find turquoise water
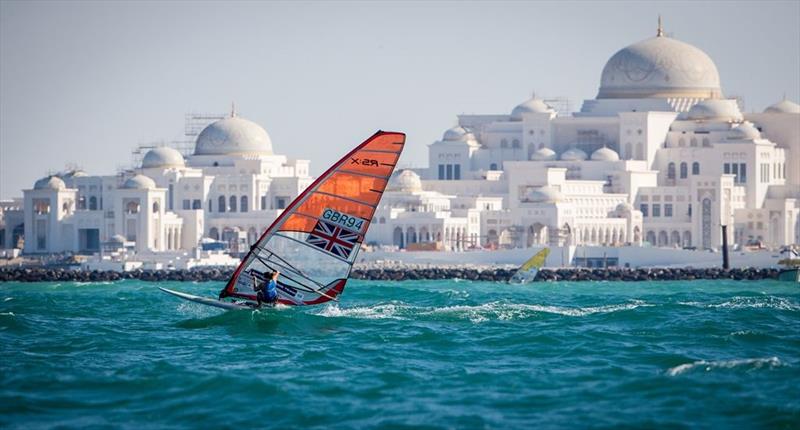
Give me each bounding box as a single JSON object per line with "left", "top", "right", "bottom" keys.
{"left": 1, "top": 279, "right": 798, "bottom": 429}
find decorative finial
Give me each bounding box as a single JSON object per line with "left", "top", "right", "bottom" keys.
{"left": 657, "top": 15, "right": 664, "bottom": 37}
{"left": 231, "top": 101, "right": 236, "bottom": 118}
{"left": 531, "top": 90, "right": 536, "bottom": 100}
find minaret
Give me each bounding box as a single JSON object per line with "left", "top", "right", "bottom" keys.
{"left": 657, "top": 15, "right": 664, "bottom": 37}
{"left": 230, "top": 101, "right": 237, "bottom": 118}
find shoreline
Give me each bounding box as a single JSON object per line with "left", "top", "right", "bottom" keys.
{"left": 0, "top": 266, "right": 780, "bottom": 283}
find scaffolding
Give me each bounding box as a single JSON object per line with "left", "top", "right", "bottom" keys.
{"left": 128, "top": 112, "right": 225, "bottom": 168}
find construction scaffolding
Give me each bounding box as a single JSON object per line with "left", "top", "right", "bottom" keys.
{"left": 129, "top": 112, "right": 225, "bottom": 169}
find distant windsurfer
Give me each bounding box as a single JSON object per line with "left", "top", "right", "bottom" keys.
{"left": 253, "top": 270, "right": 279, "bottom": 307}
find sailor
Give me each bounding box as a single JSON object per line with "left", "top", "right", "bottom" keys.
{"left": 254, "top": 270, "right": 280, "bottom": 307}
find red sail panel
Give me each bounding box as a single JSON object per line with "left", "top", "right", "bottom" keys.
{"left": 219, "top": 131, "right": 405, "bottom": 306}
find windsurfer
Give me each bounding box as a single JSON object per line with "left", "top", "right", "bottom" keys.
{"left": 254, "top": 271, "right": 279, "bottom": 307}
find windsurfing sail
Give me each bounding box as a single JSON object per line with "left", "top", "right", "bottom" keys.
{"left": 219, "top": 131, "right": 406, "bottom": 306}
{"left": 509, "top": 248, "right": 550, "bottom": 284}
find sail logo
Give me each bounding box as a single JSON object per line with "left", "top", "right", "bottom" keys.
{"left": 306, "top": 219, "right": 359, "bottom": 259}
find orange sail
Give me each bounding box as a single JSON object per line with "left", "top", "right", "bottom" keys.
{"left": 220, "top": 131, "right": 406, "bottom": 306}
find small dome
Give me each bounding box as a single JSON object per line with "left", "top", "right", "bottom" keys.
{"left": 142, "top": 147, "right": 185, "bottom": 169}
{"left": 530, "top": 147, "right": 557, "bottom": 161}
{"left": 442, "top": 125, "right": 468, "bottom": 141}
{"left": 34, "top": 176, "right": 66, "bottom": 190}
{"left": 62, "top": 170, "right": 88, "bottom": 178}
{"left": 686, "top": 99, "right": 742, "bottom": 122}
{"left": 728, "top": 122, "right": 761, "bottom": 141}
{"left": 615, "top": 202, "right": 634, "bottom": 216}
{"left": 764, "top": 99, "right": 800, "bottom": 114}
{"left": 510, "top": 97, "right": 554, "bottom": 121}
{"left": 195, "top": 115, "right": 273, "bottom": 156}
{"left": 591, "top": 147, "right": 620, "bottom": 161}
{"left": 387, "top": 169, "right": 422, "bottom": 192}
{"left": 122, "top": 174, "right": 157, "bottom": 190}
{"left": 560, "top": 148, "right": 588, "bottom": 161}
{"left": 527, "top": 186, "right": 562, "bottom": 203}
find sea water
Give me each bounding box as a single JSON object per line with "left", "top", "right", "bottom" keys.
{"left": 1, "top": 279, "right": 798, "bottom": 428}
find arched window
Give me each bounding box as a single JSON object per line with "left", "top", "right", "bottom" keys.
{"left": 625, "top": 142, "right": 632, "bottom": 159}
{"left": 192, "top": 200, "right": 202, "bottom": 209}
{"left": 511, "top": 139, "right": 521, "bottom": 149}
{"left": 678, "top": 138, "right": 686, "bottom": 147}
{"left": 379, "top": 217, "right": 386, "bottom": 224}
{"left": 490, "top": 163, "right": 498, "bottom": 170}
{"left": 77, "top": 196, "right": 86, "bottom": 210}
{"left": 667, "top": 162, "right": 676, "bottom": 180}
{"left": 208, "top": 199, "right": 213, "bottom": 213}
{"left": 690, "top": 137, "right": 698, "bottom": 147}
{"left": 702, "top": 138, "right": 710, "bottom": 147}
{"left": 680, "top": 162, "right": 688, "bottom": 179}
{"left": 209, "top": 227, "right": 219, "bottom": 240}
{"left": 89, "top": 196, "right": 98, "bottom": 210}
{"left": 218, "top": 196, "right": 226, "bottom": 213}
{"left": 240, "top": 196, "right": 248, "bottom": 213}
{"left": 500, "top": 139, "right": 508, "bottom": 148}
{"left": 636, "top": 143, "right": 644, "bottom": 160}
{"left": 152, "top": 201, "right": 160, "bottom": 213}
{"left": 692, "top": 162, "right": 700, "bottom": 175}
{"left": 229, "top": 195, "right": 237, "bottom": 212}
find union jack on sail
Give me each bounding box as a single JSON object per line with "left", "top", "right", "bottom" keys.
{"left": 306, "top": 220, "right": 360, "bottom": 259}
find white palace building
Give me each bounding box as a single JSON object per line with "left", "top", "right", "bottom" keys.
{"left": 1, "top": 21, "right": 798, "bottom": 262}
{"left": 367, "top": 21, "right": 799, "bottom": 253}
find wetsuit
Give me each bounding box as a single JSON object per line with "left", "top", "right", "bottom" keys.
{"left": 257, "top": 279, "right": 278, "bottom": 306}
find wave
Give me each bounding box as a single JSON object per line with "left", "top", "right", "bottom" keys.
{"left": 0, "top": 312, "right": 14, "bottom": 317}
{"left": 313, "top": 300, "right": 650, "bottom": 323}
{"left": 679, "top": 296, "right": 799, "bottom": 311}
{"left": 667, "top": 356, "right": 784, "bottom": 376}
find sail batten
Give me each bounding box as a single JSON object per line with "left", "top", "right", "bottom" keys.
{"left": 220, "top": 131, "right": 405, "bottom": 306}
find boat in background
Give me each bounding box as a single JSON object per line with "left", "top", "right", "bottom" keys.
{"left": 509, "top": 248, "right": 550, "bottom": 284}
{"left": 777, "top": 247, "right": 799, "bottom": 283}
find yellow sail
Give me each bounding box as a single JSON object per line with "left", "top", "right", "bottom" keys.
{"left": 518, "top": 248, "right": 550, "bottom": 272}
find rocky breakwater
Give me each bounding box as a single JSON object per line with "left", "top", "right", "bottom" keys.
{"left": 0, "top": 266, "right": 781, "bottom": 283}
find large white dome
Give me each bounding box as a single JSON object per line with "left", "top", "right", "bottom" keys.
{"left": 597, "top": 25, "right": 722, "bottom": 99}
{"left": 560, "top": 148, "right": 588, "bottom": 161}
{"left": 142, "top": 147, "right": 185, "bottom": 169}
{"left": 442, "top": 125, "right": 468, "bottom": 141}
{"left": 194, "top": 115, "right": 273, "bottom": 156}
{"left": 530, "top": 147, "right": 557, "bottom": 161}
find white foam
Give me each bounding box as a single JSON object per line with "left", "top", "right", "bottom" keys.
{"left": 667, "top": 357, "right": 783, "bottom": 376}
{"left": 315, "top": 303, "right": 405, "bottom": 320}
{"left": 0, "top": 312, "right": 14, "bottom": 317}
{"left": 680, "top": 297, "right": 799, "bottom": 311}
{"left": 3, "top": 297, "right": 13, "bottom": 302}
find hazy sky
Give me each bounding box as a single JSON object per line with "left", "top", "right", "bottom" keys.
{"left": 1, "top": 0, "right": 798, "bottom": 199}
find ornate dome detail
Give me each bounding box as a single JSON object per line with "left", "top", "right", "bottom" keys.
{"left": 530, "top": 147, "right": 557, "bottom": 161}
{"left": 591, "top": 147, "right": 620, "bottom": 161}
{"left": 142, "top": 147, "right": 185, "bottom": 169}
{"left": 195, "top": 115, "right": 273, "bottom": 156}
{"left": 597, "top": 22, "right": 722, "bottom": 99}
